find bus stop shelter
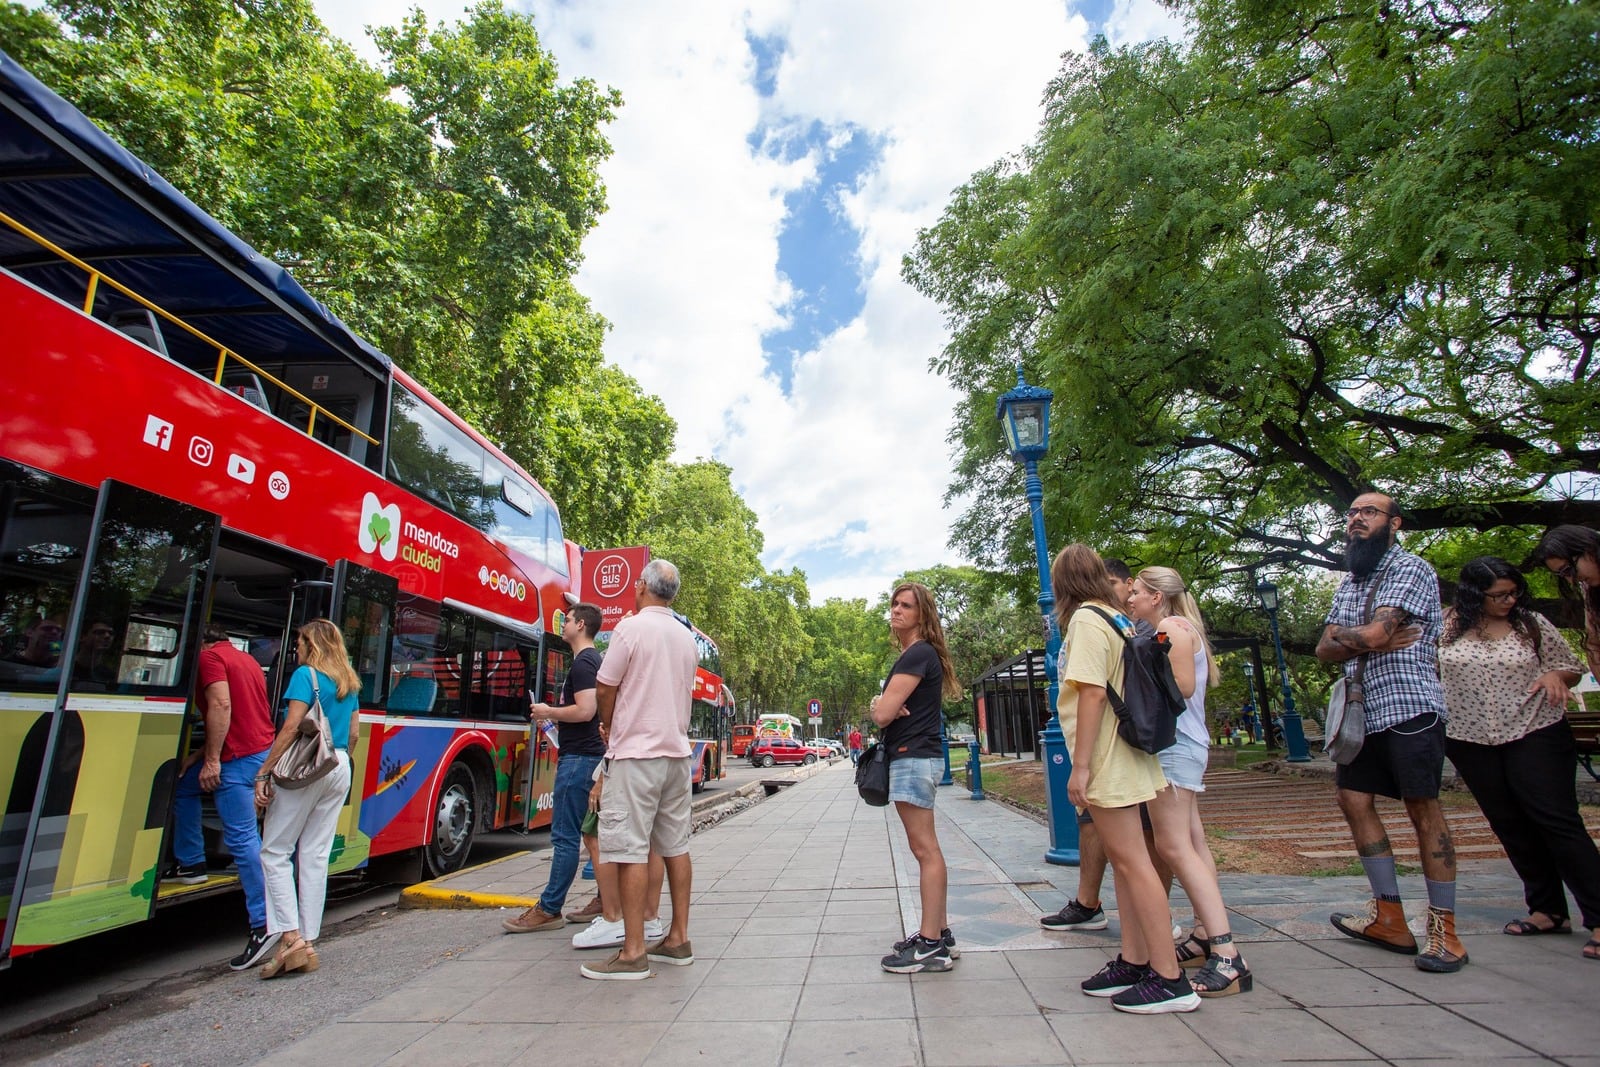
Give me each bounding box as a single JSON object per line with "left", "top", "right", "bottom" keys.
{"left": 971, "top": 649, "right": 1050, "bottom": 759}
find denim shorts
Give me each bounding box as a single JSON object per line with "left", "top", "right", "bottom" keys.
{"left": 1158, "top": 734, "right": 1209, "bottom": 792}
{"left": 887, "top": 757, "right": 942, "bottom": 808}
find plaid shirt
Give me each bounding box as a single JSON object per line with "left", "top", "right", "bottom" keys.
{"left": 1324, "top": 543, "right": 1447, "bottom": 732}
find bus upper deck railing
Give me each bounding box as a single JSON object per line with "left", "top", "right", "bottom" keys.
{"left": 0, "top": 207, "right": 379, "bottom": 449}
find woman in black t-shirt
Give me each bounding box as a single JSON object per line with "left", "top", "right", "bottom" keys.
{"left": 871, "top": 581, "right": 962, "bottom": 973}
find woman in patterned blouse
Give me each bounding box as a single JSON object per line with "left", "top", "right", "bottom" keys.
{"left": 1439, "top": 556, "right": 1598, "bottom": 960}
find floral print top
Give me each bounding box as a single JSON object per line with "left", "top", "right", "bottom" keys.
{"left": 1439, "top": 612, "right": 1584, "bottom": 746}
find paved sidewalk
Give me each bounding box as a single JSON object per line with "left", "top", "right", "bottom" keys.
{"left": 258, "top": 762, "right": 1599, "bottom": 1067}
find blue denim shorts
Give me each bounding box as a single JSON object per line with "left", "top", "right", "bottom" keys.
{"left": 1157, "top": 733, "right": 1209, "bottom": 792}
{"left": 887, "top": 757, "right": 942, "bottom": 808}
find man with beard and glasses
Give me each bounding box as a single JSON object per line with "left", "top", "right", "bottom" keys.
{"left": 1315, "top": 492, "right": 1467, "bottom": 973}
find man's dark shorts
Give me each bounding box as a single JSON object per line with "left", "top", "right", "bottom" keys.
{"left": 1335, "top": 713, "right": 1445, "bottom": 799}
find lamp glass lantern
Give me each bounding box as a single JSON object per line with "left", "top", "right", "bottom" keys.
{"left": 996, "top": 373, "right": 1053, "bottom": 463}
{"left": 1255, "top": 579, "right": 1279, "bottom": 613}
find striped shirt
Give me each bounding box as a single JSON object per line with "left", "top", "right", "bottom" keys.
{"left": 1324, "top": 543, "right": 1447, "bottom": 732}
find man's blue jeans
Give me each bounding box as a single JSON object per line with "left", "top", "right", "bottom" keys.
{"left": 174, "top": 749, "right": 268, "bottom": 929}
{"left": 539, "top": 753, "right": 604, "bottom": 915}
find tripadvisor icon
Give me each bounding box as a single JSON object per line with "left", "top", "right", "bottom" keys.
{"left": 358, "top": 492, "right": 460, "bottom": 572}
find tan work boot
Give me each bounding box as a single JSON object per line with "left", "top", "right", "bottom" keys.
{"left": 1330, "top": 898, "right": 1418, "bottom": 954}
{"left": 565, "top": 895, "right": 604, "bottom": 923}
{"left": 1415, "top": 906, "right": 1468, "bottom": 972}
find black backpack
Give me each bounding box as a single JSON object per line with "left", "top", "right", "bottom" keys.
{"left": 1082, "top": 606, "right": 1186, "bottom": 754}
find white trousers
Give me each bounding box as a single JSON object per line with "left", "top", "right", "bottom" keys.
{"left": 260, "top": 750, "right": 350, "bottom": 942}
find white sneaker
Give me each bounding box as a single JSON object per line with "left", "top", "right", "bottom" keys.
{"left": 644, "top": 917, "right": 667, "bottom": 941}
{"left": 572, "top": 917, "right": 625, "bottom": 950}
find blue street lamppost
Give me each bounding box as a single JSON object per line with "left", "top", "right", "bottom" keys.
{"left": 1255, "top": 579, "right": 1313, "bottom": 763}
{"left": 997, "top": 368, "right": 1077, "bottom": 864}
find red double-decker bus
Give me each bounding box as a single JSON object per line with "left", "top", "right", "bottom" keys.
{"left": 0, "top": 55, "right": 585, "bottom": 965}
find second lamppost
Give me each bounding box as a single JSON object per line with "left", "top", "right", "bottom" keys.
{"left": 996, "top": 367, "right": 1077, "bottom": 864}
{"left": 1255, "top": 579, "right": 1313, "bottom": 763}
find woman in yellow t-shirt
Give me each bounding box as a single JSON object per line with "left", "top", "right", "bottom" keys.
{"left": 1053, "top": 544, "right": 1198, "bottom": 1015}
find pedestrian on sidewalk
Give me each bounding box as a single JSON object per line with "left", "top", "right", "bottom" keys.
{"left": 873, "top": 581, "right": 963, "bottom": 974}
{"left": 168, "top": 623, "right": 279, "bottom": 971}
{"left": 582, "top": 560, "right": 699, "bottom": 981}
{"left": 504, "top": 602, "right": 607, "bottom": 934}
{"left": 1040, "top": 558, "right": 1171, "bottom": 937}
{"left": 848, "top": 725, "right": 863, "bottom": 766}
{"left": 1053, "top": 545, "right": 1198, "bottom": 1014}
{"left": 1442, "top": 554, "right": 1600, "bottom": 961}
{"left": 1533, "top": 525, "right": 1600, "bottom": 689}
{"left": 253, "top": 618, "right": 361, "bottom": 979}
{"left": 1129, "top": 566, "right": 1250, "bottom": 996}
{"left": 1317, "top": 493, "right": 1468, "bottom": 973}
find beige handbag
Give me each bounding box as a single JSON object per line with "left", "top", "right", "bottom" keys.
{"left": 271, "top": 673, "right": 338, "bottom": 789}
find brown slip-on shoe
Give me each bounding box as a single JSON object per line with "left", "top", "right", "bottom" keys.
{"left": 1331, "top": 898, "right": 1418, "bottom": 955}
{"left": 580, "top": 951, "right": 654, "bottom": 980}
{"left": 502, "top": 905, "right": 565, "bottom": 934}
{"left": 646, "top": 939, "right": 695, "bottom": 966}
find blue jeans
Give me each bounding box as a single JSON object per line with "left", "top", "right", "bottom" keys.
{"left": 539, "top": 753, "right": 604, "bottom": 914}
{"left": 174, "top": 749, "right": 268, "bottom": 928}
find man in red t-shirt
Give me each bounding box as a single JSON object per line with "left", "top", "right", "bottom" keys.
{"left": 168, "top": 624, "right": 279, "bottom": 970}
{"left": 848, "top": 727, "right": 863, "bottom": 766}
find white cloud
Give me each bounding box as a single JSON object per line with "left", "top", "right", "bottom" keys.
{"left": 1103, "top": 0, "right": 1190, "bottom": 46}
{"left": 310, "top": 2, "right": 1177, "bottom": 604}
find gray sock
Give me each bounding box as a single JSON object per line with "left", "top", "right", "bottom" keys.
{"left": 1424, "top": 878, "right": 1456, "bottom": 913}
{"left": 1361, "top": 856, "right": 1401, "bottom": 901}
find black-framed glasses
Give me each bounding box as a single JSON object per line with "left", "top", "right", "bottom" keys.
{"left": 1344, "top": 505, "right": 1392, "bottom": 520}
{"left": 1484, "top": 590, "right": 1518, "bottom": 603}
{"left": 1553, "top": 561, "right": 1577, "bottom": 582}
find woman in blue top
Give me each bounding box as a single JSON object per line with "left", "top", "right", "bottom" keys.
{"left": 253, "top": 617, "right": 360, "bottom": 978}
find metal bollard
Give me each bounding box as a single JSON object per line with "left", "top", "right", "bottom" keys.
{"left": 967, "top": 740, "right": 985, "bottom": 800}
{"left": 940, "top": 731, "right": 954, "bottom": 785}
{"left": 582, "top": 860, "right": 594, "bottom": 880}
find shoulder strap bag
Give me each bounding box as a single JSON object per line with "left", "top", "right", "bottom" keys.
{"left": 855, "top": 740, "right": 890, "bottom": 806}
{"left": 272, "top": 673, "right": 339, "bottom": 789}
{"left": 1323, "top": 572, "right": 1385, "bottom": 765}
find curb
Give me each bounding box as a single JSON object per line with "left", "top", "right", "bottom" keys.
{"left": 398, "top": 761, "right": 844, "bottom": 911}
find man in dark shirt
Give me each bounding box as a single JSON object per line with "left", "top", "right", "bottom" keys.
{"left": 168, "top": 624, "right": 279, "bottom": 969}
{"left": 504, "top": 602, "right": 607, "bottom": 932}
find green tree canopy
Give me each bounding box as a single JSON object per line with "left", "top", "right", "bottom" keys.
{"left": 906, "top": 0, "right": 1600, "bottom": 603}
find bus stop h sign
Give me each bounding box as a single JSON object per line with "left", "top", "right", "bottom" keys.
{"left": 807, "top": 699, "right": 820, "bottom": 719}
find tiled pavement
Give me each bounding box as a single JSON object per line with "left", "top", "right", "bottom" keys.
{"left": 258, "top": 761, "right": 1600, "bottom": 1066}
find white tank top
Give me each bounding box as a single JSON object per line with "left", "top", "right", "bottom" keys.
{"left": 1166, "top": 618, "right": 1210, "bottom": 747}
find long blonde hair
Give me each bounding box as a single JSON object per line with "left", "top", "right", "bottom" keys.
{"left": 891, "top": 581, "right": 963, "bottom": 700}
{"left": 297, "top": 618, "right": 361, "bottom": 700}
{"left": 1135, "top": 566, "right": 1220, "bottom": 686}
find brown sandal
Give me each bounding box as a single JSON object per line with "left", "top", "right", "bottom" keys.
{"left": 261, "top": 936, "right": 310, "bottom": 979}
{"left": 1584, "top": 938, "right": 1599, "bottom": 961}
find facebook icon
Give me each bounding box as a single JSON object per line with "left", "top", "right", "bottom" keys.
{"left": 143, "top": 414, "right": 174, "bottom": 451}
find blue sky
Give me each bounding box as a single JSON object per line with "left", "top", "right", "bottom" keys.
{"left": 312, "top": 0, "right": 1188, "bottom": 603}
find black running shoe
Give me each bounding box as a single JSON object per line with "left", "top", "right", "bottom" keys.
{"left": 892, "top": 927, "right": 960, "bottom": 960}
{"left": 881, "top": 935, "right": 954, "bottom": 973}
{"left": 229, "top": 928, "right": 280, "bottom": 971}
{"left": 1110, "top": 971, "right": 1201, "bottom": 1014}
{"left": 1041, "top": 899, "right": 1108, "bottom": 931}
{"left": 163, "top": 863, "right": 208, "bottom": 886}
{"left": 1081, "top": 955, "right": 1149, "bottom": 997}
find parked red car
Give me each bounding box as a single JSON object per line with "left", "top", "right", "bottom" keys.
{"left": 748, "top": 737, "right": 817, "bottom": 768}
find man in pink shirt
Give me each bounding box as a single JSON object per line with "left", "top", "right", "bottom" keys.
{"left": 581, "top": 559, "right": 699, "bottom": 981}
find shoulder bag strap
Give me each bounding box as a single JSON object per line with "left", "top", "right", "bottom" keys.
{"left": 1351, "top": 569, "right": 1386, "bottom": 686}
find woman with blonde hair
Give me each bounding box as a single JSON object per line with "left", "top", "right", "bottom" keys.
{"left": 1128, "top": 566, "right": 1249, "bottom": 996}
{"left": 1055, "top": 545, "right": 1198, "bottom": 1014}
{"left": 873, "top": 581, "right": 963, "bottom": 973}
{"left": 253, "top": 618, "right": 361, "bottom": 977}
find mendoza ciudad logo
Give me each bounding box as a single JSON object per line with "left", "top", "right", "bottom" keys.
{"left": 358, "top": 492, "right": 458, "bottom": 571}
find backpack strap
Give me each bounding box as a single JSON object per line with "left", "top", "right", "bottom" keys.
{"left": 1079, "top": 605, "right": 1133, "bottom": 710}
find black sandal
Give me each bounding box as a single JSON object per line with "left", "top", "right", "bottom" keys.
{"left": 1503, "top": 917, "right": 1571, "bottom": 936}
{"left": 1190, "top": 951, "right": 1252, "bottom": 997}
{"left": 1175, "top": 929, "right": 1211, "bottom": 969}
{"left": 1583, "top": 938, "right": 1599, "bottom": 961}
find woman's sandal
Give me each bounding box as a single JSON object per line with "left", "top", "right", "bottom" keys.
{"left": 260, "top": 936, "right": 310, "bottom": 979}
{"left": 1175, "top": 930, "right": 1211, "bottom": 969}
{"left": 1189, "top": 952, "right": 1252, "bottom": 997}
{"left": 1583, "top": 938, "right": 1599, "bottom": 961}
{"left": 301, "top": 943, "right": 320, "bottom": 973}
{"left": 1503, "top": 917, "right": 1571, "bottom": 936}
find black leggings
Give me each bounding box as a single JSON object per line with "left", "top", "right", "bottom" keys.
{"left": 1447, "top": 719, "right": 1600, "bottom": 930}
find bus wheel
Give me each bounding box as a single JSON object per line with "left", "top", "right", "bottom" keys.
{"left": 425, "top": 762, "right": 477, "bottom": 877}
{"left": 691, "top": 756, "right": 707, "bottom": 794}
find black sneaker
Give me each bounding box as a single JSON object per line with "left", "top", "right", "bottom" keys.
{"left": 1111, "top": 971, "right": 1201, "bottom": 1014}
{"left": 892, "top": 927, "right": 961, "bottom": 960}
{"left": 1041, "top": 899, "right": 1108, "bottom": 931}
{"left": 229, "top": 928, "right": 280, "bottom": 971}
{"left": 163, "top": 863, "right": 208, "bottom": 886}
{"left": 1081, "top": 954, "right": 1149, "bottom": 997}
{"left": 881, "top": 934, "right": 954, "bottom": 973}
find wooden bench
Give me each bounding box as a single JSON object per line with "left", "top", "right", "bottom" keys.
{"left": 1574, "top": 675, "right": 1600, "bottom": 782}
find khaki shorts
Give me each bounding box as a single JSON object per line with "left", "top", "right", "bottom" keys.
{"left": 598, "top": 755, "right": 693, "bottom": 864}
